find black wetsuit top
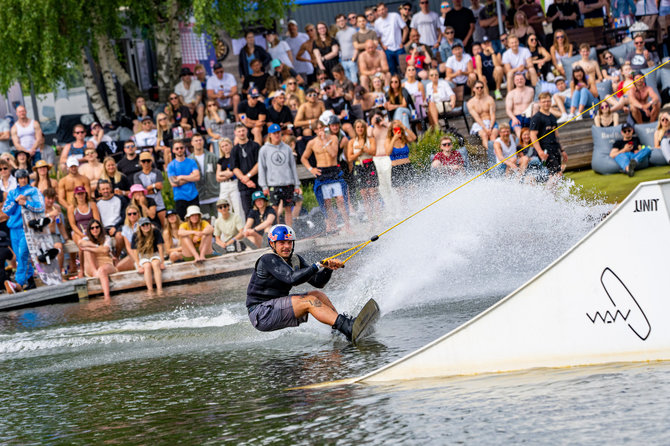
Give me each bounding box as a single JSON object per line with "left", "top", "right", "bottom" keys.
{"left": 246, "top": 253, "right": 333, "bottom": 309}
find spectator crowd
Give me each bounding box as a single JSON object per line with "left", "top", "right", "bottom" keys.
{"left": 2, "top": 0, "right": 670, "bottom": 298}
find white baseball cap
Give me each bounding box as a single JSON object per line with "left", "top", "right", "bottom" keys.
{"left": 66, "top": 157, "right": 80, "bottom": 168}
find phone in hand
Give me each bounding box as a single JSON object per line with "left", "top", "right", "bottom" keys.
{"left": 393, "top": 127, "right": 401, "bottom": 135}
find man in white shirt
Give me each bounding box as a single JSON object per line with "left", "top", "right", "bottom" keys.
{"left": 374, "top": 2, "right": 408, "bottom": 75}
{"left": 174, "top": 67, "right": 204, "bottom": 130}
{"left": 285, "top": 20, "right": 313, "bottom": 81}
{"left": 133, "top": 116, "right": 158, "bottom": 148}
{"left": 206, "top": 62, "right": 240, "bottom": 117}
{"left": 502, "top": 35, "right": 537, "bottom": 87}
{"left": 443, "top": 42, "right": 476, "bottom": 88}
{"left": 410, "top": 0, "right": 442, "bottom": 54}
{"left": 335, "top": 14, "right": 359, "bottom": 84}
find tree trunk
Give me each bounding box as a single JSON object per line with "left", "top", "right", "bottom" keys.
{"left": 97, "top": 39, "right": 120, "bottom": 118}
{"left": 154, "top": 0, "right": 183, "bottom": 102}
{"left": 81, "top": 49, "right": 111, "bottom": 125}
{"left": 97, "top": 34, "right": 142, "bottom": 101}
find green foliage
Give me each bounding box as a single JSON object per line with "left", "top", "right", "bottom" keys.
{"left": 193, "top": 0, "right": 295, "bottom": 38}
{"left": 162, "top": 170, "right": 176, "bottom": 210}
{"left": 409, "top": 127, "right": 446, "bottom": 170}
{"left": 301, "top": 182, "right": 317, "bottom": 211}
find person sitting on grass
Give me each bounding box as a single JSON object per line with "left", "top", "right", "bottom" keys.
{"left": 178, "top": 205, "right": 213, "bottom": 262}
{"left": 163, "top": 210, "right": 184, "bottom": 263}
{"left": 131, "top": 217, "right": 166, "bottom": 295}
{"left": 431, "top": 136, "right": 464, "bottom": 174}
{"left": 79, "top": 219, "right": 117, "bottom": 301}
{"left": 241, "top": 191, "right": 276, "bottom": 248}
{"left": 609, "top": 123, "right": 652, "bottom": 177}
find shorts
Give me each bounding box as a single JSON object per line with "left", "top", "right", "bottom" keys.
{"left": 353, "top": 158, "right": 379, "bottom": 189}
{"left": 510, "top": 115, "right": 531, "bottom": 130}
{"left": 434, "top": 101, "right": 453, "bottom": 114}
{"left": 269, "top": 185, "right": 295, "bottom": 207}
{"left": 470, "top": 119, "right": 498, "bottom": 135}
{"left": 139, "top": 253, "right": 161, "bottom": 266}
{"left": 391, "top": 162, "right": 415, "bottom": 188}
{"left": 247, "top": 295, "right": 308, "bottom": 332}
{"left": 321, "top": 182, "right": 343, "bottom": 199}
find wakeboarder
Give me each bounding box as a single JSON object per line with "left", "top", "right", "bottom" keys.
{"left": 246, "top": 224, "right": 355, "bottom": 340}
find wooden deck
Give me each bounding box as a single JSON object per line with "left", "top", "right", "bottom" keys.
{"left": 0, "top": 278, "right": 88, "bottom": 311}
{"left": 86, "top": 236, "right": 367, "bottom": 297}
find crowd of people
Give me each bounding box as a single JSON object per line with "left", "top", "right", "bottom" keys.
{"left": 3, "top": 0, "right": 670, "bottom": 298}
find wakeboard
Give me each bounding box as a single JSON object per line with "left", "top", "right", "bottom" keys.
{"left": 21, "top": 207, "right": 61, "bottom": 286}
{"left": 351, "top": 298, "right": 380, "bottom": 343}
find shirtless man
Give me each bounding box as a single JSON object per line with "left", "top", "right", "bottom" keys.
{"left": 11, "top": 105, "right": 44, "bottom": 159}
{"left": 59, "top": 124, "right": 95, "bottom": 173}
{"left": 505, "top": 72, "right": 535, "bottom": 139}
{"left": 572, "top": 43, "right": 601, "bottom": 82}
{"left": 300, "top": 121, "right": 350, "bottom": 233}
{"left": 297, "top": 24, "right": 317, "bottom": 73}
{"left": 78, "top": 148, "right": 104, "bottom": 192}
{"left": 629, "top": 74, "right": 660, "bottom": 123}
{"left": 294, "top": 88, "right": 325, "bottom": 137}
{"left": 358, "top": 39, "right": 391, "bottom": 91}
{"left": 57, "top": 157, "right": 92, "bottom": 210}
{"left": 467, "top": 80, "right": 499, "bottom": 149}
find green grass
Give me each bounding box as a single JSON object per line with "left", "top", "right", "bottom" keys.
{"left": 566, "top": 166, "right": 670, "bottom": 203}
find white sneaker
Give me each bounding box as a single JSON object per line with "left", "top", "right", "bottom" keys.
{"left": 557, "top": 113, "right": 570, "bottom": 123}
{"left": 575, "top": 114, "right": 583, "bottom": 121}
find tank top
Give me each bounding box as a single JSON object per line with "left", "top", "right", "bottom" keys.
{"left": 352, "top": 138, "right": 373, "bottom": 162}
{"left": 74, "top": 204, "right": 93, "bottom": 232}
{"left": 495, "top": 136, "right": 518, "bottom": 160}
{"left": 403, "top": 80, "right": 420, "bottom": 99}
{"left": 69, "top": 142, "right": 86, "bottom": 160}
{"left": 390, "top": 144, "right": 410, "bottom": 161}
{"left": 16, "top": 120, "right": 36, "bottom": 151}
{"left": 480, "top": 53, "right": 495, "bottom": 79}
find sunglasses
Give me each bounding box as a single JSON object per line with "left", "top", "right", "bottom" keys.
{"left": 307, "top": 93, "right": 318, "bottom": 97}
{"left": 125, "top": 145, "right": 136, "bottom": 149}
{"left": 662, "top": 118, "right": 669, "bottom": 122}
{"left": 446, "top": 31, "right": 454, "bottom": 34}
{"left": 217, "top": 204, "right": 230, "bottom": 208}
{"left": 441, "top": 142, "right": 452, "bottom": 146}
{"left": 474, "top": 86, "right": 483, "bottom": 90}
{"left": 140, "top": 159, "right": 152, "bottom": 163}
{"left": 556, "top": 35, "right": 565, "bottom": 39}
{"left": 0, "top": 168, "right": 7, "bottom": 171}
{"left": 169, "top": 96, "right": 178, "bottom": 100}
{"left": 127, "top": 212, "right": 138, "bottom": 216}
{"left": 90, "top": 225, "right": 101, "bottom": 230}
{"left": 623, "top": 129, "right": 634, "bottom": 133}
{"left": 348, "top": 15, "right": 356, "bottom": 20}
{"left": 141, "top": 222, "right": 151, "bottom": 226}
{"left": 173, "top": 146, "right": 185, "bottom": 150}
{"left": 74, "top": 131, "right": 85, "bottom": 134}
{"left": 159, "top": 117, "right": 167, "bottom": 121}
{"left": 287, "top": 82, "right": 296, "bottom": 85}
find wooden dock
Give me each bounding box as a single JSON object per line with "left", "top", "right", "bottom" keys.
{"left": 0, "top": 278, "right": 88, "bottom": 311}
{"left": 86, "top": 236, "right": 365, "bottom": 297}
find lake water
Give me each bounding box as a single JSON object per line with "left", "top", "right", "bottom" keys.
{"left": 1, "top": 178, "right": 668, "bottom": 444}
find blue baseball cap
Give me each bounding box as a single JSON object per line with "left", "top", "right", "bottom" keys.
{"left": 268, "top": 123, "right": 281, "bottom": 134}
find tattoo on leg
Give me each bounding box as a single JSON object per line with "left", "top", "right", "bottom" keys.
{"left": 299, "top": 295, "right": 323, "bottom": 307}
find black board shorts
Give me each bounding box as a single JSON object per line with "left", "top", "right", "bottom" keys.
{"left": 269, "top": 185, "right": 295, "bottom": 207}
{"left": 248, "top": 296, "right": 308, "bottom": 331}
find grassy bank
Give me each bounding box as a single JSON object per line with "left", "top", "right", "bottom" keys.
{"left": 566, "top": 166, "right": 670, "bottom": 203}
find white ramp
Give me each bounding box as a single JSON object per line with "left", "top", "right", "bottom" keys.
{"left": 355, "top": 179, "right": 670, "bottom": 383}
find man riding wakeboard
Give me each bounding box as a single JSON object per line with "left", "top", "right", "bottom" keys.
{"left": 246, "top": 224, "right": 355, "bottom": 340}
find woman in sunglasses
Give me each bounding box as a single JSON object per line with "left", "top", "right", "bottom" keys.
{"left": 79, "top": 219, "right": 117, "bottom": 300}
{"left": 593, "top": 101, "right": 619, "bottom": 127}
{"left": 130, "top": 217, "right": 166, "bottom": 295}
{"left": 550, "top": 30, "right": 573, "bottom": 77}
{"left": 600, "top": 50, "right": 622, "bottom": 84}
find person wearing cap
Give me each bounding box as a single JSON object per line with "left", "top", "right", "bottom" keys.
{"left": 187, "top": 133, "right": 219, "bottom": 220}
{"left": 178, "top": 205, "right": 214, "bottom": 262}
{"left": 129, "top": 183, "right": 158, "bottom": 227}
{"left": 294, "top": 88, "right": 325, "bottom": 137}
{"left": 286, "top": 20, "right": 314, "bottom": 82}
{"left": 238, "top": 30, "right": 272, "bottom": 82}
{"left": 443, "top": 41, "right": 477, "bottom": 90}
{"left": 609, "top": 123, "right": 652, "bottom": 177}
{"left": 237, "top": 87, "right": 267, "bottom": 144}
{"left": 213, "top": 198, "right": 245, "bottom": 252}
{"left": 358, "top": 39, "right": 390, "bottom": 91}
{"left": 266, "top": 90, "right": 294, "bottom": 133}
{"left": 10, "top": 105, "right": 44, "bottom": 161}
{"left": 132, "top": 152, "right": 166, "bottom": 227}
{"left": 78, "top": 147, "right": 104, "bottom": 192}
{"left": 2, "top": 169, "right": 44, "bottom": 293}
{"left": 31, "top": 160, "right": 57, "bottom": 194}
{"left": 207, "top": 61, "right": 240, "bottom": 115}
{"left": 59, "top": 123, "right": 95, "bottom": 172}
{"left": 168, "top": 140, "right": 201, "bottom": 220}
{"left": 130, "top": 217, "right": 166, "bottom": 295}
{"left": 174, "top": 67, "right": 204, "bottom": 131}
{"left": 133, "top": 115, "right": 158, "bottom": 148}
{"left": 301, "top": 120, "right": 350, "bottom": 233}
{"left": 258, "top": 124, "right": 301, "bottom": 228}
{"left": 57, "top": 156, "right": 92, "bottom": 211}
{"left": 474, "top": 36, "right": 504, "bottom": 100}
{"left": 241, "top": 191, "right": 276, "bottom": 248}
{"left": 323, "top": 80, "right": 355, "bottom": 138}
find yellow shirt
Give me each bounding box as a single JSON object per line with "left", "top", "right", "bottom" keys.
{"left": 179, "top": 220, "right": 210, "bottom": 245}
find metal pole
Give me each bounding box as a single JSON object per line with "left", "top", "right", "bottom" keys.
{"left": 28, "top": 75, "right": 40, "bottom": 122}
{"left": 496, "top": 0, "right": 504, "bottom": 35}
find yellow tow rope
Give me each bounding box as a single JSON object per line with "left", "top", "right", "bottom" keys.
{"left": 323, "top": 60, "right": 669, "bottom": 265}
